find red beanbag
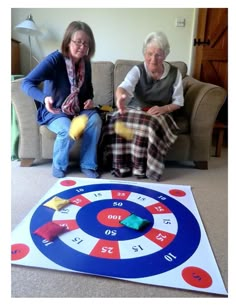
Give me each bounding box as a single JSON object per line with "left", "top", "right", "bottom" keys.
{"left": 34, "top": 221, "right": 67, "bottom": 241}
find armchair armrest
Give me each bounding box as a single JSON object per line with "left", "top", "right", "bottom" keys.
{"left": 11, "top": 78, "right": 41, "bottom": 162}
{"left": 183, "top": 76, "right": 227, "bottom": 160}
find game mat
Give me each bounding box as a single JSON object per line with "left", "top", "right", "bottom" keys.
{"left": 11, "top": 178, "right": 227, "bottom": 295}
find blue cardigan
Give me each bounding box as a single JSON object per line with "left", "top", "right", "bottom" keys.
{"left": 21, "top": 50, "right": 94, "bottom": 125}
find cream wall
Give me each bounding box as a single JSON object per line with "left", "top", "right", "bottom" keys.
{"left": 11, "top": 8, "right": 197, "bottom": 75}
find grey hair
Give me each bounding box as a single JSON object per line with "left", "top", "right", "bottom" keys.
{"left": 142, "top": 31, "right": 170, "bottom": 58}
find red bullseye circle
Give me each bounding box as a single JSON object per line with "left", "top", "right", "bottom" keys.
{"left": 60, "top": 180, "right": 77, "bottom": 186}
{"left": 97, "top": 208, "right": 130, "bottom": 227}
{"left": 169, "top": 189, "right": 186, "bottom": 197}
{"left": 182, "top": 266, "right": 213, "bottom": 288}
{"left": 11, "top": 243, "right": 30, "bottom": 260}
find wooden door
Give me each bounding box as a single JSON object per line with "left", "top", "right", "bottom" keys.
{"left": 193, "top": 8, "right": 228, "bottom": 124}
{"left": 193, "top": 8, "right": 228, "bottom": 144}
{"left": 11, "top": 39, "right": 21, "bottom": 75}
{"left": 193, "top": 8, "right": 228, "bottom": 89}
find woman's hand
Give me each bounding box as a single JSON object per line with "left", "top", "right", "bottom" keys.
{"left": 84, "top": 99, "right": 94, "bottom": 109}
{"left": 147, "top": 104, "right": 180, "bottom": 116}
{"left": 44, "top": 96, "right": 61, "bottom": 114}
{"left": 116, "top": 94, "right": 127, "bottom": 114}
{"left": 147, "top": 105, "right": 166, "bottom": 116}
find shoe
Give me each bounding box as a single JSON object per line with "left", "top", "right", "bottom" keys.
{"left": 53, "top": 166, "right": 65, "bottom": 178}
{"left": 81, "top": 168, "right": 100, "bottom": 178}
{"left": 133, "top": 168, "right": 146, "bottom": 179}
{"left": 111, "top": 168, "right": 132, "bottom": 178}
{"left": 134, "top": 174, "right": 147, "bottom": 179}
{"left": 147, "top": 174, "right": 161, "bottom": 181}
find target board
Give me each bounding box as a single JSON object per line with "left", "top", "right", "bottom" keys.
{"left": 11, "top": 178, "right": 227, "bottom": 295}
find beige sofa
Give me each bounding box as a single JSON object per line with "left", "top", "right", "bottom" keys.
{"left": 11, "top": 59, "right": 227, "bottom": 169}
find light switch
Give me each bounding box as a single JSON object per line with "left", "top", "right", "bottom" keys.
{"left": 176, "top": 18, "right": 185, "bottom": 27}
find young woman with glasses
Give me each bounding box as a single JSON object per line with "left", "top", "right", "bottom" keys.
{"left": 22, "top": 21, "right": 102, "bottom": 179}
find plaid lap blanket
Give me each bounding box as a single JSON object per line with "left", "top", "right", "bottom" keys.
{"left": 100, "top": 109, "right": 179, "bottom": 180}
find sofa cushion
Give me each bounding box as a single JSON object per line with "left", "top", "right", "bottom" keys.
{"left": 114, "top": 60, "right": 142, "bottom": 91}
{"left": 91, "top": 61, "right": 114, "bottom": 107}
{"left": 40, "top": 125, "right": 56, "bottom": 139}
{"left": 169, "top": 61, "right": 187, "bottom": 78}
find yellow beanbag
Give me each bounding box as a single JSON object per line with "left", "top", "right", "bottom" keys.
{"left": 43, "top": 196, "right": 70, "bottom": 211}
{"left": 100, "top": 105, "right": 114, "bottom": 112}
{"left": 114, "top": 120, "right": 134, "bottom": 141}
{"left": 69, "top": 114, "right": 88, "bottom": 140}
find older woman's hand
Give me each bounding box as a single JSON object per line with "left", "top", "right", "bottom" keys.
{"left": 116, "top": 94, "right": 127, "bottom": 114}
{"left": 147, "top": 105, "right": 171, "bottom": 116}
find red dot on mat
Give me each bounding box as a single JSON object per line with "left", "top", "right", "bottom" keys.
{"left": 182, "top": 266, "right": 213, "bottom": 288}
{"left": 169, "top": 189, "right": 186, "bottom": 197}
{"left": 60, "top": 180, "right": 77, "bottom": 186}
{"left": 11, "top": 243, "right": 30, "bottom": 260}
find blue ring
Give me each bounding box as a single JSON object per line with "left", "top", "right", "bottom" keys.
{"left": 30, "top": 183, "right": 201, "bottom": 278}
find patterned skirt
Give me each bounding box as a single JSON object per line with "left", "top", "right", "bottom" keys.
{"left": 100, "top": 109, "right": 179, "bottom": 180}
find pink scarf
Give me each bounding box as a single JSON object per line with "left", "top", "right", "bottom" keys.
{"left": 61, "top": 57, "right": 85, "bottom": 116}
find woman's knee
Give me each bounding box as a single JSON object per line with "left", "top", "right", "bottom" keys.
{"left": 55, "top": 122, "right": 71, "bottom": 139}
{"left": 88, "top": 113, "right": 102, "bottom": 129}
{"left": 58, "top": 127, "right": 70, "bottom": 138}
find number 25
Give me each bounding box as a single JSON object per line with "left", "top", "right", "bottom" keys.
{"left": 101, "top": 246, "right": 113, "bottom": 254}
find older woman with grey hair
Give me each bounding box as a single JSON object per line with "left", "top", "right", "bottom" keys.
{"left": 101, "top": 31, "right": 184, "bottom": 181}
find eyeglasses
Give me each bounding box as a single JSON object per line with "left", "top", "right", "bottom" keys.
{"left": 145, "top": 50, "right": 165, "bottom": 60}
{"left": 71, "top": 39, "right": 89, "bottom": 49}
{"left": 145, "top": 52, "right": 164, "bottom": 59}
